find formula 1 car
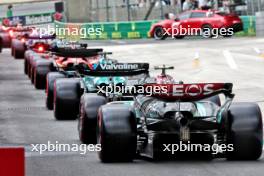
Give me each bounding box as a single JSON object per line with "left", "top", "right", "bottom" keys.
{"left": 154, "top": 65, "right": 175, "bottom": 84}
{"left": 45, "top": 47, "right": 104, "bottom": 110}
{"left": 24, "top": 35, "right": 57, "bottom": 88}
{"left": 26, "top": 40, "right": 87, "bottom": 89}
{"left": 78, "top": 65, "right": 219, "bottom": 145}
{"left": 97, "top": 83, "right": 263, "bottom": 162}
{"left": 10, "top": 26, "right": 34, "bottom": 58}
{"left": 149, "top": 10, "right": 243, "bottom": 40}
{"left": 76, "top": 62, "right": 149, "bottom": 144}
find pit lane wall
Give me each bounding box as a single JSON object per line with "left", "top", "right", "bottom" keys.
{"left": 55, "top": 16, "right": 256, "bottom": 40}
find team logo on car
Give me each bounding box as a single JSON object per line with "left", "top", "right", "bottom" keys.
{"left": 87, "top": 58, "right": 100, "bottom": 70}
{"left": 88, "top": 63, "right": 139, "bottom": 71}
{"left": 88, "top": 63, "right": 99, "bottom": 70}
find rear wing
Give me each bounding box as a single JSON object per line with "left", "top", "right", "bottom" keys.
{"left": 78, "top": 63, "right": 149, "bottom": 76}
{"left": 26, "top": 34, "right": 56, "bottom": 40}
{"left": 54, "top": 48, "right": 103, "bottom": 58}
{"left": 142, "top": 83, "right": 233, "bottom": 101}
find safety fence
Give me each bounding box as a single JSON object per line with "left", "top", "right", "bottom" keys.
{"left": 55, "top": 16, "right": 256, "bottom": 40}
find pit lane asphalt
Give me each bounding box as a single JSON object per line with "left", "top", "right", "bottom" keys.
{"left": 0, "top": 37, "right": 264, "bottom": 176}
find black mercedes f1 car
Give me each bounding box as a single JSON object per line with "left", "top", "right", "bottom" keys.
{"left": 97, "top": 83, "right": 263, "bottom": 162}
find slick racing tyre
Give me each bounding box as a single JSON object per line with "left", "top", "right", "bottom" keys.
{"left": 98, "top": 104, "right": 137, "bottom": 162}
{"left": 0, "top": 39, "right": 2, "bottom": 53}
{"left": 24, "top": 50, "right": 34, "bottom": 74}
{"left": 226, "top": 102, "right": 263, "bottom": 160}
{"left": 46, "top": 72, "right": 65, "bottom": 110}
{"left": 28, "top": 54, "right": 41, "bottom": 79}
{"left": 30, "top": 56, "right": 43, "bottom": 83}
{"left": 153, "top": 26, "right": 167, "bottom": 40}
{"left": 0, "top": 33, "right": 11, "bottom": 48}
{"left": 11, "top": 46, "right": 14, "bottom": 56}
{"left": 24, "top": 55, "right": 28, "bottom": 75}
{"left": 34, "top": 60, "right": 52, "bottom": 89}
{"left": 12, "top": 39, "right": 25, "bottom": 59}
{"left": 54, "top": 78, "right": 81, "bottom": 120}
{"left": 78, "top": 93, "right": 106, "bottom": 144}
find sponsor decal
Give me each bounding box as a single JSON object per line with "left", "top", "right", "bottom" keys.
{"left": 100, "top": 63, "right": 139, "bottom": 70}
{"left": 172, "top": 84, "right": 214, "bottom": 97}
{"left": 88, "top": 63, "right": 99, "bottom": 70}
{"left": 88, "top": 63, "right": 139, "bottom": 71}
{"left": 25, "top": 14, "right": 53, "bottom": 25}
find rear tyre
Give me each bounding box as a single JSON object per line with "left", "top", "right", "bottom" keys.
{"left": 202, "top": 24, "right": 214, "bottom": 38}
{"left": 14, "top": 48, "right": 25, "bottom": 59}
{"left": 98, "top": 104, "right": 137, "bottom": 162}
{"left": 78, "top": 93, "right": 106, "bottom": 144}
{"left": 24, "top": 57, "right": 28, "bottom": 75}
{"left": 12, "top": 40, "right": 25, "bottom": 59}
{"left": 11, "top": 46, "right": 14, "bottom": 56}
{"left": 0, "top": 39, "right": 2, "bottom": 53}
{"left": 30, "top": 56, "right": 42, "bottom": 84}
{"left": 53, "top": 78, "right": 81, "bottom": 120}
{"left": 45, "top": 72, "right": 65, "bottom": 110}
{"left": 34, "top": 60, "right": 51, "bottom": 89}
{"left": 226, "top": 102, "right": 263, "bottom": 160}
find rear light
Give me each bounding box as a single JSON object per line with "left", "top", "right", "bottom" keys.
{"left": 9, "top": 30, "right": 14, "bottom": 37}
{"left": 38, "top": 46, "right": 44, "bottom": 52}
{"left": 21, "top": 38, "right": 26, "bottom": 43}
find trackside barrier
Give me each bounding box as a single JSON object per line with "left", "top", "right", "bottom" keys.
{"left": 55, "top": 16, "right": 256, "bottom": 40}
{"left": 236, "top": 16, "right": 256, "bottom": 36}
{"left": 54, "top": 20, "right": 157, "bottom": 40}
{"left": 0, "top": 147, "right": 25, "bottom": 176}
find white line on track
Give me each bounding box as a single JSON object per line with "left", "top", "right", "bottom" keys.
{"left": 223, "top": 50, "right": 238, "bottom": 70}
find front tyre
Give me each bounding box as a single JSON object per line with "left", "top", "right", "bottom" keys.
{"left": 153, "top": 26, "right": 167, "bottom": 40}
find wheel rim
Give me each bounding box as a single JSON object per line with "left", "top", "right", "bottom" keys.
{"left": 202, "top": 26, "right": 212, "bottom": 38}
{"left": 154, "top": 28, "right": 164, "bottom": 39}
